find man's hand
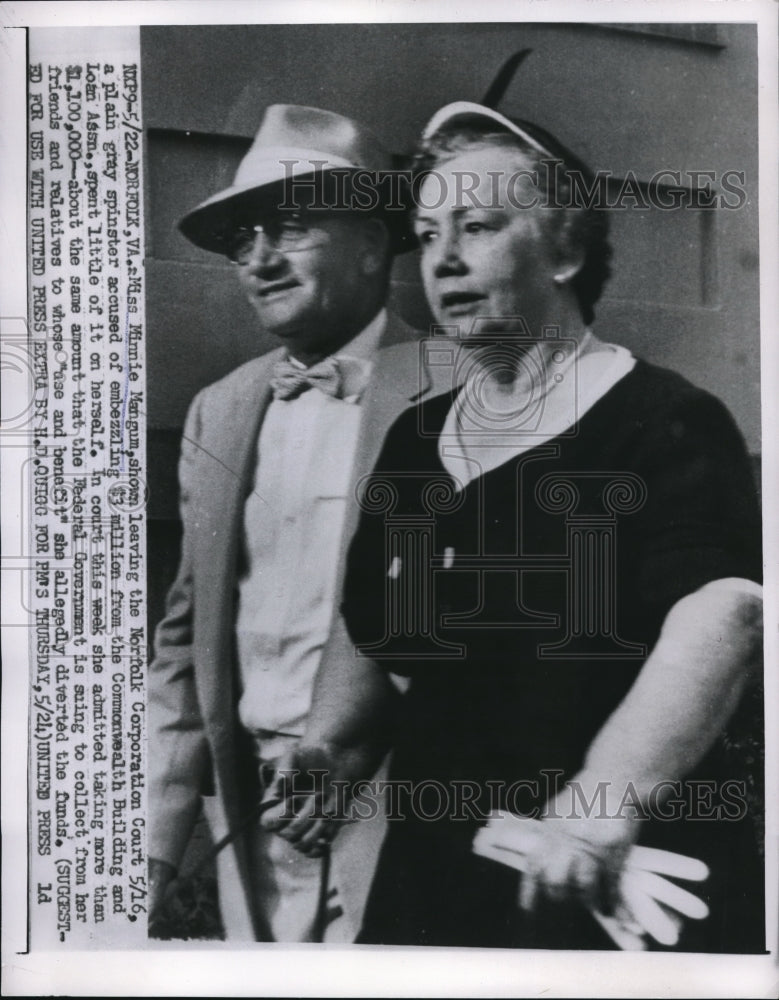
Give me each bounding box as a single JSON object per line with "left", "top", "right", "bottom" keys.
{"left": 149, "top": 857, "right": 177, "bottom": 918}
{"left": 259, "top": 743, "right": 372, "bottom": 858}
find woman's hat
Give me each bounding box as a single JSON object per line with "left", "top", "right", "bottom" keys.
{"left": 422, "top": 100, "right": 553, "bottom": 156}
{"left": 179, "top": 104, "right": 414, "bottom": 254}
{"left": 420, "top": 100, "right": 595, "bottom": 182}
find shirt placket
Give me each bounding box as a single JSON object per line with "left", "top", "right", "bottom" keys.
{"left": 272, "top": 393, "right": 320, "bottom": 639}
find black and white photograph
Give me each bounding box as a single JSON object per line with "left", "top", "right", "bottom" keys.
{"left": 1, "top": 2, "right": 777, "bottom": 996}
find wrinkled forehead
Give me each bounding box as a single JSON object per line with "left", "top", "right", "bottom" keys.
{"left": 414, "top": 144, "right": 542, "bottom": 216}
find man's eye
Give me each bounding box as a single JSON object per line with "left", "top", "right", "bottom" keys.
{"left": 230, "top": 228, "right": 255, "bottom": 252}
{"left": 463, "top": 221, "right": 488, "bottom": 234}
{"left": 415, "top": 230, "right": 437, "bottom": 245}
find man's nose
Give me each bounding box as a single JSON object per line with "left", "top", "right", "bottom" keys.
{"left": 244, "top": 230, "right": 285, "bottom": 274}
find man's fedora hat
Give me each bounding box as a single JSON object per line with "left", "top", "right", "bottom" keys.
{"left": 179, "top": 104, "right": 413, "bottom": 254}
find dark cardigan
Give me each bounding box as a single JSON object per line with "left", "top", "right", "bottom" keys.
{"left": 343, "top": 360, "right": 763, "bottom": 951}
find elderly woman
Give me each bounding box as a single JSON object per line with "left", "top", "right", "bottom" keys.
{"left": 264, "top": 102, "right": 763, "bottom": 951}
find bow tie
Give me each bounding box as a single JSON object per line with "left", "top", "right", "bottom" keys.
{"left": 270, "top": 356, "right": 344, "bottom": 400}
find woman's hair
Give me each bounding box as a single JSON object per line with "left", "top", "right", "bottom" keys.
{"left": 413, "top": 115, "right": 612, "bottom": 326}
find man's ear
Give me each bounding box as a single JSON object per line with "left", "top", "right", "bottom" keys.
{"left": 359, "top": 218, "right": 391, "bottom": 276}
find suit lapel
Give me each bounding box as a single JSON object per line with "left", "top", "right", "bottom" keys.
{"left": 195, "top": 353, "right": 279, "bottom": 732}
{"left": 192, "top": 353, "right": 281, "bottom": 939}
{"left": 353, "top": 313, "right": 430, "bottom": 476}
{"left": 333, "top": 315, "right": 432, "bottom": 594}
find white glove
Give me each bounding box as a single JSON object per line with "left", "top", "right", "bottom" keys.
{"left": 472, "top": 813, "right": 709, "bottom": 949}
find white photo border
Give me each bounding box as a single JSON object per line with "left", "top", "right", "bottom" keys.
{"left": 2, "top": 1, "right": 777, "bottom": 996}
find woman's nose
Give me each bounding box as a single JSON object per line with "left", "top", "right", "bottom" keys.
{"left": 431, "top": 230, "right": 468, "bottom": 279}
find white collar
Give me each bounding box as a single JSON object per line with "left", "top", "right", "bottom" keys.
{"left": 439, "top": 335, "right": 637, "bottom": 489}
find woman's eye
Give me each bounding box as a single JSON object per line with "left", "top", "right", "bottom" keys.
{"left": 463, "top": 221, "right": 488, "bottom": 235}
{"left": 416, "top": 230, "right": 437, "bottom": 245}
{"left": 280, "top": 218, "right": 306, "bottom": 233}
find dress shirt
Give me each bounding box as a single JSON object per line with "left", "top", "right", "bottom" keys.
{"left": 236, "top": 309, "right": 386, "bottom": 738}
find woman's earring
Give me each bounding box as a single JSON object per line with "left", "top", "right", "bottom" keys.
{"left": 553, "top": 260, "right": 581, "bottom": 285}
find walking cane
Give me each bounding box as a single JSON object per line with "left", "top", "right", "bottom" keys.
{"left": 150, "top": 770, "right": 333, "bottom": 942}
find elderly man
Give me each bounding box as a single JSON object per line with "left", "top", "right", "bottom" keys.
{"left": 148, "top": 104, "right": 433, "bottom": 942}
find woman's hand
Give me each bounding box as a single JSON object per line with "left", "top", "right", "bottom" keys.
{"left": 513, "top": 583, "right": 761, "bottom": 913}
{"left": 474, "top": 813, "right": 710, "bottom": 948}
{"left": 474, "top": 778, "right": 642, "bottom": 914}
{"left": 516, "top": 796, "right": 640, "bottom": 914}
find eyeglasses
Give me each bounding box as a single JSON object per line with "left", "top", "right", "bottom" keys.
{"left": 223, "top": 212, "right": 331, "bottom": 264}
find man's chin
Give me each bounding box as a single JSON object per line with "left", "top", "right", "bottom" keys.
{"left": 251, "top": 303, "right": 308, "bottom": 339}
{"left": 253, "top": 317, "right": 332, "bottom": 361}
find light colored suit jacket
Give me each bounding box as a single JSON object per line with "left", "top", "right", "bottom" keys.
{"left": 149, "top": 313, "right": 438, "bottom": 939}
